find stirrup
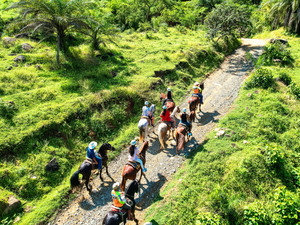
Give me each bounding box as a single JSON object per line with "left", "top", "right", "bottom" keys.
{"left": 143, "top": 168, "right": 147, "bottom": 173}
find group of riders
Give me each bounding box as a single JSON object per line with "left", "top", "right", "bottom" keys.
{"left": 85, "top": 81, "right": 203, "bottom": 222}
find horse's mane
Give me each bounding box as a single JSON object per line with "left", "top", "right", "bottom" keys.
{"left": 126, "top": 180, "right": 138, "bottom": 195}
{"left": 139, "top": 141, "right": 148, "bottom": 154}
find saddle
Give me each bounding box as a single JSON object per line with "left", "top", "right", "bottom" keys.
{"left": 179, "top": 122, "right": 190, "bottom": 132}
{"left": 126, "top": 160, "right": 141, "bottom": 170}
{"left": 192, "top": 93, "right": 200, "bottom": 98}
{"left": 84, "top": 158, "right": 98, "bottom": 170}
{"left": 162, "top": 121, "right": 172, "bottom": 129}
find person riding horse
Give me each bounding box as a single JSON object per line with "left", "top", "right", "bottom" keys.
{"left": 160, "top": 105, "right": 175, "bottom": 131}
{"left": 192, "top": 82, "right": 203, "bottom": 104}
{"left": 162, "top": 87, "right": 173, "bottom": 106}
{"left": 179, "top": 108, "right": 192, "bottom": 135}
{"left": 142, "top": 101, "right": 154, "bottom": 127}
{"left": 111, "top": 182, "right": 133, "bottom": 216}
{"left": 86, "top": 141, "right": 102, "bottom": 175}
{"left": 128, "top": 140, "right": 147, "bottom": 173}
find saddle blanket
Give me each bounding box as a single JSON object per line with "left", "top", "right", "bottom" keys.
{"left": 126, "top": 161, "right": 141, "bottom": 170}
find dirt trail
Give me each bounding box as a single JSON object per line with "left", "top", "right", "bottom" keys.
{"left": 51, "top": 38, "right": 265, "bottom": 225}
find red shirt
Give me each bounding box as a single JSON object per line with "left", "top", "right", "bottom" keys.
{"left": 160, "top": 110, "right": 171, "bottom": 122}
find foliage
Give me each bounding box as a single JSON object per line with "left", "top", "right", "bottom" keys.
{"left": 0, "top": 98, "right": 17, "bottom": 119}
{"left": 264, "top": 0, "right": 300, "bottom": 34}
{"left": 244, "top": 68, "right": 275, "bottom": 89}
{"left": 205, "top": 2, "right": 252, "bottom": 42}
{"left": 288, "top": 81, "right": 300, "bottom": 99}
{"left": 279, "top": 72, "right": 292, "bottom": 85}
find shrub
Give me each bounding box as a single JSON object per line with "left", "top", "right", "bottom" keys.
{"left": 245, "top": 68, "right": 275, "bottom": 89}
{"left": 288, "top": 82, "right": 300, "bottom": 100}
{"left": 0, "top": 99, "right": 18, "bottom": 119}
{"left": 243, "top": 202, "right": 271, "bottom": 225}
{"left": 260, "top": 43, "right": 294, "bottom": 66}
{"left": 279, "top": 72, "right": 292, "bottom": 85}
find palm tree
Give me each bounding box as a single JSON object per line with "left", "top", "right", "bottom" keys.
{"left": 265, "top": 0, "right": 300, "bottom": 34}
{"left": 8, "top": 0, "right": 90, "bottom": 64}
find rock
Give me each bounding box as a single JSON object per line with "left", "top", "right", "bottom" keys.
{"left": 216, "top": 130, "right": 225, "bottom": 137}
{"left": 21, "top": 43, "right": 33, "bottom": 51}
{"left": 14, "top": 55, "right": 26, "bottom": 63}
{"left": 3, "top": 37, "right": 16, "bottom": 46}
{"left": 270, "top": 38, "right": 288, "bottom": 45}
{"left": 247, "top": 93, "right": 252, "bottom": 97}
{"left": 3, "top": 195, "right": 21, "bottom": 214}
{"left": 13, "top": 64, "right": 18, "bottom": 67}
{"left": 243, "top": 140, "right": 249, "bottom": 144}
{"left": 231, "top": 143, "right": 237, "bottom": 148}
{"left": 144, "top": 222, "right": 152, "bottom": 225}
{"left": 231, "top": 131, "right": 236, "bottom": 134}
{"left": 7, "top": 66, "right": 13, "bottom": 70}
{"left": 45, "top": 158, "right": 60, "bottom": 172}
{"left": 225, "top": 134, "right": 231, "bottom": 137}
{"left": 35, "top": 64, "right": 42, "bottom": 70}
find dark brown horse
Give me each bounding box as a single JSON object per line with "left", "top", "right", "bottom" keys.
{"left": 160, "top": 93, "right": 175, "bottom": 113}
{"left": 120, "top": 141, "right": 149, "bottom": 191}
{"left": 189, "top": 95, "right": 201, "bottom": 117}
{"left": 70, "top": 143, "right": 115, "bottom": 192}
{"left": 175, "top": 112, "right": 194, "bottom": 154}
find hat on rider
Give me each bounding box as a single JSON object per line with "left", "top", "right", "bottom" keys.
{"left": 183, "top": 108, "right": 187, "bottom": 113}
{"left": 131, "top": 140, "right": 137, "bottom": 146}
{"left": 167, "top": 87, "right": 171, "bottom": 91}
{"left": 145, "top": 101, "right": 149, "bottom": 106}
{"left": 88, "top": 141, "right": 97, "bottom": 149}
{"left": 194, "top": 82, "right": 200, "bottom": 86}
{"left": 163, "top": 105, "right": 167, "bottom": 110}
{"left": 113, "top": 182, "right": 120, "bottom": 191}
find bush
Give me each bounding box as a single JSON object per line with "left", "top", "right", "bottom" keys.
{"left": 0, "top": 99, "right": 17, "bottom": 119}
{"left": 245, "top": 68, "right": 275, "bottom": 89}
{"left": 288, "top": 82, "right": 300, "bottom": 100}
{"left": 279, "top": 72, "right": 292, "bottom": 85}
{"left": 259, "top": 43, "right": 294, "bottom": 66}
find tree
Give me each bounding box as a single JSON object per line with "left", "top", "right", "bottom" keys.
{"left": 8, "top": 0, "right": 90, "bottom": 64}
{"left": 264, "top": 0, "right": 300, "bottom": 34}
{"left": 205, "top": 2, "right": 252, "bottom": 42}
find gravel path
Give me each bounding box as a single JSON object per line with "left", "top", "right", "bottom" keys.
{"left": 50, "top": 38, "right": 265, "bottom": 225}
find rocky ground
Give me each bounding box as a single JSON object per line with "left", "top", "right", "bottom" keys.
{"left": 50, "top": 38, "right": 265, "bottom": 225}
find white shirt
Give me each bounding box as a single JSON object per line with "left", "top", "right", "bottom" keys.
{"left": 128, "top": 147, "right": 139, "bottom": 161}
{"left": 142, "top": 106, "right": 150, "bottom": 116}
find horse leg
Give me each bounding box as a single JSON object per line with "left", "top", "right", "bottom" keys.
{"left": 139, "top": 169, "right": 143, "bottom": 183}
{"left": 120, "top": 175, "right": 127, "bottom": 192}
{"left": 99, "top": 168, "right": 103, "bottom": 182}
{"left": 85, "top": 172, "right": 91, "bottom": 192}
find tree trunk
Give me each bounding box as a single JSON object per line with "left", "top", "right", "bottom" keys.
{"left": 56, "top": 34, "right": 60, "bottom": 65}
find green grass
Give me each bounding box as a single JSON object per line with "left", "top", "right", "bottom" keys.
{"left": 145, "top": 29, "right": 300, "bottom": 225}
{"left": 0, "top": 24, "right": 239, "bottom": 224}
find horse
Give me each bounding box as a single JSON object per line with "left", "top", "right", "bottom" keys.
{"left": 138, "top": 104, "right": 155, "bottom": 143}
{"left": 174, "top": 112, "right": 194, "bottom": 154}
{"left": 189, "top": 82, "right": 204, "bottom": 117}
{"left": 158, "top": 106, "right": 181, "bottom": 150}
{"left": 102, "top": 180, "right": 139, "bottom": 225}
{"left": 160, "top": 93, "right": 175, "bottom": 113}
{"left": 70, "top": 143, "right": 115, "bottom": 192}
{"left": 120, "top": 141, "right": 149, "bottom": 192}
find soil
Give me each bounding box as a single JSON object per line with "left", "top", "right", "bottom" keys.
{"left": 50, "top": 38, "right": 265, "bottom": 225}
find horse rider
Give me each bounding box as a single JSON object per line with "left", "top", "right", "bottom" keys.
{"left": 193, "top": 82, "right": 203, "bottom": 104}
{"left": 129, "top": 140, "right": 147, "bottom": 173}
{"left": 162, "top": 87, "right": 173, "bottom": 106}
{"left": 160, "top": 105, "right": 175, "bottom": 130}
{"left": 86, "top": 141, "right": 102, "bottom": 174}
{"left": 179, "top": 108, "right": 192, "bottom": 135}
{"left": 142, "top": 101, "right": 154, "bottom": 127}
{"left": 111, "top": 182, "right": 133, "bottom": 219}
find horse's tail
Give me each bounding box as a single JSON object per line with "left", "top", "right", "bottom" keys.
{"left": 139, "top": 127, "right": 143, "bottom": 143}
{"left": 177, "top": 129, "right": 185, "bottom": 152}
{"left": 189, "top": 99, "right": 196, "bottom": 112}
{"left": 158, "top": 125, "right": 166, "bottom": 149}
{"left": 70, "top": 170, "right": 80, "bottom": 189}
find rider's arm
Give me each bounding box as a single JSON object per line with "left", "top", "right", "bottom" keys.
{"left": 116, "top": 191, "right": 126, "bottom": 204}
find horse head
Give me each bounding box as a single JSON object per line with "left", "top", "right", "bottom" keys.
{"left": 125, "top": 180, "right": 139, "bottom": 200}
{"left": 98, "top": 143, "right": 116, "bottom": 155}
{"left": 139, "top": 141, "right": 149, "bottom": 155}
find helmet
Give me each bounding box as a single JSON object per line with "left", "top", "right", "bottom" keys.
{"left": 194, "top": 82, "right": 200, "bottom": 86}
{"left": 113, "top": 182, "right": 120, "bottom": 191}
{"left": 131, "top": 140, "right": 137, "bottom": 146}
{"left": 167, "top": 88, "right": 171, "bottom": 91}
{"left": 145, "top": 101, "right": 149, "bottom": 105}
{"left": 88, "top": 141, "right": 97, "bottom": 149}
{"left": 163, "top": 105, "right": 167, "bottom": 110}
{"left": 183, "top": 108, "right": 187, "bottom": 113}
{"left": 193, "top": 86, "right": 197, "bottom": 89}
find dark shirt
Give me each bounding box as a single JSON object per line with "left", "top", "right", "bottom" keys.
{"left": 87, "top": 147, "right": 96, "bottom": 159}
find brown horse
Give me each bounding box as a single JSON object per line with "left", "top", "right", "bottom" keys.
{"left": 160, "top": 93, "right": 175, "bottom": 113}
{"left": 120, "top": 141, "right": 149, "bottom": 191}
{"left": 158, "top": 106, "right": 180, "bottom": 149}
{"left": 175, "top": 112, "right": 194, "bottom": 154}
{"left": 189, "top": 96, "right": 201, "bottom": 118}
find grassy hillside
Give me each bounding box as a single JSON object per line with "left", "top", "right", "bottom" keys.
{"left": 145, "top": 29, "right": 300, "bottom": 224}
{"left": 0, "top": 23, "right": 239, "bottom": 224}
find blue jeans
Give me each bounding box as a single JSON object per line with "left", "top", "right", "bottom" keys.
{"left": 95, "top": 155, "right": 102, "bottom": 170}
{"left": 192, "top": 93, "right": 203, "bottom": 104}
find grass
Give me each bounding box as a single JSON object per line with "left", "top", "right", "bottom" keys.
{"left": 145, "top": 29, "right": 300, "bottom": 225}
{"left": 0, "top": 24, "right": 240, "bottom": 224}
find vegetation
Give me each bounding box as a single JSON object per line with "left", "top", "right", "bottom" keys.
{"left": 145, "top": 29, "right": 300, "bottom": 225}
{"left": 0, "top": 0, "right": 299, "bottom": 224}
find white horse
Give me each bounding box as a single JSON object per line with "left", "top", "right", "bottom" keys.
{"left": 138, "top": 104, "right": 155, "bottom": 142}
{"left": 158, "top": 106, "right": 180, "bottom": 150}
